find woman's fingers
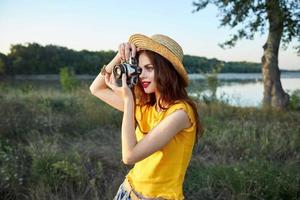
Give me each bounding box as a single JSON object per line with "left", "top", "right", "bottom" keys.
{"left": 119, "top": 42, "right": 137, "bottom": 62}
{"left": 110, "top": 73, "right": 118, "bottom": 85}
{"left": 125, "top": 43, "right": 131, "bottom": 62}
{"left": 130, "top": 43, "right": 136, "bottom": 58}
{"left": 119, "top": 43, "right": 125, "bottom": 60}
{"left": 104, "top": 73, "right": 110, "bottom": 85}
{"left": 105, "top": 71, "right": 131, "bottom": 99}
{"left": 121, "top": 74, "right": 127, "bottom": 88}
{"left": 105, "top": 73, "right": 116, "bottom": 89}
{"left": 105, "top": 73, "right": 124, "bottom": 91}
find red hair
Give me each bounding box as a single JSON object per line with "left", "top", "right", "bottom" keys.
{"left": 134, "top": 50, "right": 203, "bottom": 140}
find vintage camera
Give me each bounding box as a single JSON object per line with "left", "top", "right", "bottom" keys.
{"left": 113, "top": 56, "right": 142, "bottom": 88}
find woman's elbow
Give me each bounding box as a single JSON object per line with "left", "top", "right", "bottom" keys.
{"left": 89, "top": 85, "right": 97, "bottom": 95}
{"left": 122, "top": 155, "right": 136, "bottom": 165}
{"left": 89, "top": 86, "right": 94, "bottom": 94}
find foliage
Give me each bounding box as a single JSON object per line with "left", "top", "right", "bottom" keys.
{"left": 0, "top": 53, "right": 7, "bottom": 75}
{"left": 26, "top": 134, "right": 99, "bottom": 188}
{"left": 202, "top": 62, "right": 223, "bottom": 103}
{"left": 59, "top": 67, "right": 79, "bottom": 92}
{"left": 192, "top": 0, "right": 300, "bottom": 53}
{"left": 185, "top": 161, "right": 300, "bottom": 200}
{"left": 289, "top": 89, "right": 300, "bottom": 110}
{"left": 0, "top": 140, "right": 30, "bottom": 199}
{"left": 184, "top": 55, "right": 261, "bottom": 73}
{"left": 5, "top": 43, "right": 115, "bottom": 75}
{"left": 0, "top": 43, "right": 266, "bottom": 76}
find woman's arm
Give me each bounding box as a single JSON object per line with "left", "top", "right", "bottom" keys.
{"left": 121, "top": 98, "right": 137, "bottom": 163}
{"left": 121, "top": 105, "right": 191, "bottom": 165}
{"left": 89, "top": 42, "right": 137, "bottom": 112}
{"left": 89, "top": 55, "right": 124, "bottom": 111}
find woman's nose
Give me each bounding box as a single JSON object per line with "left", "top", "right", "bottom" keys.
{"left": 139, "top": 68, "right": 145, "bottom": 78}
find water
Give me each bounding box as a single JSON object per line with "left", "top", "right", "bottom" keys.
{"left": 212, "top": 78, "right": 300, "bottom": 107}
{"left": 2, "top": 72, "right": 300, "bottom": 107}
{"left": 189, "top": 72, "right": 300, "bottom": 107}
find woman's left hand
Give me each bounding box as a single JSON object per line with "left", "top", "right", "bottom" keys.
{"left": 105, "top": 73, "right": 133, "bottom": 102}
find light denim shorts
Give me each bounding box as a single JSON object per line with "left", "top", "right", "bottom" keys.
{"left": 113, "top": 183, "right": 132, "bottom": 200}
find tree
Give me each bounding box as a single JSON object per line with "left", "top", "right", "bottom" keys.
{"left": 0, "top": 53, "right": 7, "bottom": 75}
{"left": 193, "top": 0, "right": 300, "bottom": 109}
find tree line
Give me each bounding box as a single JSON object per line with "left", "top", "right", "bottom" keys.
{"left": 0, "top": 43, "right": 263, "bottom": 76}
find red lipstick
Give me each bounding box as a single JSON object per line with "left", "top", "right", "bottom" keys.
{"left": 141, "top": 81, "right": 151, "bottom": 88}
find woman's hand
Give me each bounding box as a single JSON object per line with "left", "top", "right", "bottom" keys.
{"left": 117, "top": 42, "right": 137, "bottom": 63}
{"left": 102, "top": 42, "right": 138, "bottom": 102}
{"left": 105, "top": 72, "right": 133, "bottom": 102}
{"left": 104, "top": 42, "right": 138, "bottom": 101}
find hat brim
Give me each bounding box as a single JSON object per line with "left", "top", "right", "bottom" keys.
{"left": 129, "top": 34, "right": 189, "bottom": 86}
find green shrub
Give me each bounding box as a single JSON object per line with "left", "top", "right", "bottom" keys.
{"left": 59, "top": 67, "right": 79, "bottom": 92}
{"left": 184, "top": 161, "right": 300, "bottom": 200}
{"left": 0, "top": 140, "right": 30, "bottom": 199}
{"left": 289, "top": 89, "right": 300, "bottom": 110}
{"left": 25, "top": 134, "right": 102, "bottom": 190}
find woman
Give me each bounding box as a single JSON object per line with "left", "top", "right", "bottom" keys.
{"left": 90, "top": 34, "right": 203, "bottom": 200}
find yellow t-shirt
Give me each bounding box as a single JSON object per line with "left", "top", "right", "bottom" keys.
{"left": 126, "top": 101, "right": 196, "bottom": 200}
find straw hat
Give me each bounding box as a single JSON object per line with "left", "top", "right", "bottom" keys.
{"left": 129, "top": 34, "right": 189, "bottom": 86}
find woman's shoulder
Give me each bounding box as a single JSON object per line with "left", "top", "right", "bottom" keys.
{"left": 165, "top": 100, "right": 194, "bottom": 117}
{"left": 169, "top": 100, "right": 192, "bottom": 110}
{"left": 165, "top": 100, "right": 196, "bottom": 131}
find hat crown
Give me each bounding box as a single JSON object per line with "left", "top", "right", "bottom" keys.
{"left": 150, "top": 34, "right": 183, "bottom": 62}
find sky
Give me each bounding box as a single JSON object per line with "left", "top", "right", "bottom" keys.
{"left": 0, "top": 0, "right": 299, "bottom": 70}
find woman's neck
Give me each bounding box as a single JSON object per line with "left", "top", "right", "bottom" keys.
{"left": 155, "top": 98, "right": 170, "bottom": 112}
{"left": 155, "top": 91, "right": 172, "bottom": 112}
{"left": 155, "top": 90, "right": 160, "bottom": 101}
{"left": 154, "top": 91, "right": 161, "bottom": 112}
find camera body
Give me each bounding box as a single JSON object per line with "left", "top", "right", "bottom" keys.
{"left": 113, "top": 57, "right": 142, "bottom": 88}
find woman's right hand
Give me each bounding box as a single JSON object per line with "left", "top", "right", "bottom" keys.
{"left": 104, "top": 42, "right": 138, "bottom": 94}
{"left": 116, "top": 42, "right": 137, "bottom": 64}
{"left": 105, "top": 42, "right": 138, "bottom": 78}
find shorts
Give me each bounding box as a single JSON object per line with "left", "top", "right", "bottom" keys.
{"left": 113, "top": 183, "right": 132, "bottom": 200}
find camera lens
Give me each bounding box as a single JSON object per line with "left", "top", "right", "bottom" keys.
{"left": 113, "top": 65, "right": 124, "bottom": 79}
{"left": 131, "top": 76, "right": 139, "bottom": 85}
{"left": 115, "top": 68, "right": 122, "bottom": 77}
{"left": 136, "top": 66, "right": 142, "bottom": 75}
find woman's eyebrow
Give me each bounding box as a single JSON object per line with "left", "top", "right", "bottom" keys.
{"left": 141, "top": 64, "right": 153, "bottom": 67}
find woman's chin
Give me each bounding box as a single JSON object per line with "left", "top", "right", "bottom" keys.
{"left": 143, "top": 88, "right": 154, "bottom": 94}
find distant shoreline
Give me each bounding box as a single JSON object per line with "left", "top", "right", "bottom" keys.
{"left": 2, "top": 71, "right": 300, "bottom": 81}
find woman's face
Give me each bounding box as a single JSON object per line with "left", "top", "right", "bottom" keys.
{"left": 138, "top": 52, "right": 157, "bottom": 94}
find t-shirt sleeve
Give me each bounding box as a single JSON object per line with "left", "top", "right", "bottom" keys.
{"left": 164, "top": 101, "right": 195, "bottom": 130}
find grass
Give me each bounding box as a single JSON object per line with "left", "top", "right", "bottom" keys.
{"left": 184, "top": 160, "right": 300, "bottom": 200}
{"left": 0, "top": 82, "right": 299, "bottom": 200}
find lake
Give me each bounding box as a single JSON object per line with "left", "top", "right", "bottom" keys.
{"left": 188, "top": 72, "right": 300, "bottom": 107}
{"left": 2, "top": 72, "right": 300, "bottom": 107}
